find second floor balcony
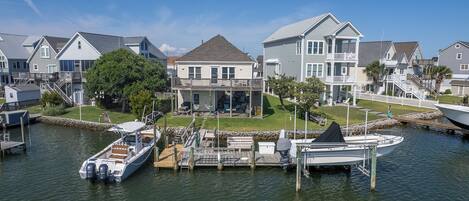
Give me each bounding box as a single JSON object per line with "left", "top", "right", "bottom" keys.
{"left": 323, "top": 75, "right": 356, "bottom": 84}
{"left": 326, "top": 53, "right": 358, "bottom": 62}
{"left": 172, "top": 77, "right": 263, "bottom": 91}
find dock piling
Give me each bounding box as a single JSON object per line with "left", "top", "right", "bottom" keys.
{"left": 296, "top": 146, "right": 302, "bottom": 192}
{"left": 370, "top": 145, "right": 377, "bottom": 191}
{"left": 20, "top": 117, "right": 25, "bottom": 143}
{"left": 189, "top": 147, "right": 195, "bottom": 171}
{"left": 250, "top": 144, "right": 256, "bottom": 170}
{"left": 173, "top": 142, "right": 178, "bottom": 171}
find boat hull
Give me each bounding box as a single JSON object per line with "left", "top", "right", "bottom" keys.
{"left": 116, "top": 146, "right": 153, "bottom": 182}
{"left": 435, "top": 104, "right": 469, "bottom": 130}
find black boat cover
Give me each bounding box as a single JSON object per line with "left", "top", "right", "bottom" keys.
{"left": 312, "top": 122, "right": 345, "bottom": 143}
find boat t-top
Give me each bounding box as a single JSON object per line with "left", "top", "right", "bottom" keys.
{"left": 79, "top": 121, "right": 160, "bottom": 182}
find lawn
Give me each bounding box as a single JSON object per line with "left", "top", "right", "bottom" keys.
{"left": 437, "top": 95, "right": 463, "bottom": 105}
{"left": 356, "top": 99, "right": 434, "bottom": 116}
{"left": 158, "top": 95, "right": 381, "bottom": 131}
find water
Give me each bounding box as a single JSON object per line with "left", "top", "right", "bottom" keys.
{"left": 1, "top": 124, "right": 469, "bottom": 201}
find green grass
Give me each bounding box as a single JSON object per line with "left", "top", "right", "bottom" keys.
{"left": 59, "top": 106, "right": 136, "bottom": 124}
{"left": 24, "top": 105, "right": 43, "bottom": 114}
{"left": 357, "top": 99, "right": 433, "bottom": 116}
{"left": 437, "top": 95, "right": 463, "bottom": 105}
{"left": 158, "top": 95, "right": 381, "bottom": 131}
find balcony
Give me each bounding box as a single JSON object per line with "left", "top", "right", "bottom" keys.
{"left": 323, "top": 75, "right": 355, "bottom": 84}
{"left": 172, "top": 78, "right": 263, "bottom": 91}
{"left": 379, "top": 59, "right": 398, "bottom": 67}
{"left": 326, "top": 53, "right": 358, "bottom": 62}
{"left": 59, "top": 72, "right": 85, "bottom": 83}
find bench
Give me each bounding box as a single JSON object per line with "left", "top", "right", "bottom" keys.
{"left": 110, "top": 144, "right": 129, "bottom": 162}
{"left": 227, "top": 137, "right": 254, "bottom": 151}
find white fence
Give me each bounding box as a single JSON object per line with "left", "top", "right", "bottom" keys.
{"left": 357, "top": 93, "right": 438, "bottom": 109}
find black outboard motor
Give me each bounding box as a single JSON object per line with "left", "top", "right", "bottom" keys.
{"left": 85, "top": 163, "right": 97, "bottom": 180}
{"left": 98, "top": 164, "right": 109, "bottom": 182}
{"left": 276, "top": 130, "right": 292, "bottom": 170}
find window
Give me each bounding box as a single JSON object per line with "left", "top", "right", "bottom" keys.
{"left": 400, "top": 69, "right": 404, "bottom": 74}
{"left": 461, "top": 64, "right": 469, "bottom": 71}
{"left": 455, "top": 44, "right": 461, "bottom": 49}
{"left": 81, "top": 60, "right": 94, "bottom": 71}
{"left": 47, "top": 64, "right": 57, "bottom": 73}
{"left": 305, "top": 63, "right": 324, "bottom": 77}
{"left": 307, "top": 40, "right": 324, "bottom": 55}
{"left": 40, "top": 45, "right": 50, "bottom": 58}
{"left": 296, "top": 41, "right": 302, "bottom": 55}
{"left": 0, "top": 56, "right": 5, "bottom": 69}
{"left": 23, "top": 62, "right": 27, "bottom": 69}
{"left": 188, "top": 67, "right": 201, "bottom": 79}
{"left": 15, "top": 61, "right": 20, "bottom": 69}
{"left": 141, "top": 42, "right": 148, "bottom": 51}
{"left": 387, "top": 53, "right": 391, "bottom": 60}
{"left": 60, "top": 60, "right": 75, "bottom": 71}
{"left": 33, "top": 64, "right": 38, "bottom": 71}
{"left": 9, "top": 93, "right": 13, "bottom": 98}
{"left": 341, "top": 66, "right": 347, "bottom": 75}
{"left": 193, "top": 94, "right": 200, "bottom": 105}
{"left": 457, "top": 53, "right": 463, "bottom": 60}
{"left": 78, "top": 41, "right": 82, "bottom": 49}
{"left": 222, "top": 67, "right": 235, "bottom": 79}
{"left": 327, "top": 39, "right": 332, "bottom": 54}
{"left": 274, "top": 64, "right": 280, "bottom": 74}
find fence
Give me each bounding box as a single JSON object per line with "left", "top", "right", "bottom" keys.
{"left": 357, "top": 93, "right": 438, "bottom": 109}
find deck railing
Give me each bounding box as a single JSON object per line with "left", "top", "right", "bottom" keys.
{"left": 326, "top": 53, "right": 358, "bottom": 61}
{"left": 172, "top": 78, "right": 263, "bottom": 90}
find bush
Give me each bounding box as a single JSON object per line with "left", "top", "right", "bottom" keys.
{"left": 443, "top": 89, "right": 452, "bottom": 94}
{"left": 41, "top": 91, "right": 64, "bottom": 107}
{"left": 129, "top": 90, "right": 153, "bottom": 118}
{"left": 156, "top": 98, "right": 171, "bottom": 113}
{"left": 42, "top": 105, "right": 67, "bottom": 116}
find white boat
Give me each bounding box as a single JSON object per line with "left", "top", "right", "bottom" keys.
{"left": 79, "top": 121, "right": 160, "bottom": 182}
{"left": 289, "top": 122, "right": 403, "bottom": 166}
{"left": 435, "top": 103, "right": 469, "bottom": 130}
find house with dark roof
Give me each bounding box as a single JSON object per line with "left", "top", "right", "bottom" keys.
{"left": 54, "top": 32, "right": 167, "bottom": 104}
{"left": 0, "top": 33, "right": 40, "bottom": 85}
{"left": 438, "top": 41, "right": 469, "bottom": 95}
{"left": 27, "top": 35, "right": 69, "bottom": 81}
{"left": 263, "top": 13, "right": 363, "bottom": 105}
{"left": 172, "top": 35, "right": 262, "bottom": 117}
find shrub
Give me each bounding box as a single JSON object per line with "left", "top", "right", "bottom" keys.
{"left": 42, "top": 105, "right": 67, "bottom": 116}
{"left": 156, "top": 98, "right": 171, "bottom": 113}
{"left": 443, "top": 89, "right": 452, "bottom": 94}
{"left": 129, "top": 90, "right": 153, "bottom": 118}
{"left": 41, "top": 91, "right": 64, "bottom": 107}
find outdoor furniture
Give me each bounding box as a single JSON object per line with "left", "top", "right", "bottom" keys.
{"left": 227, "top": 137, "right": 254, "bottom": 151}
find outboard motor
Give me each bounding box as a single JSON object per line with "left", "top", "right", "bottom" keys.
{"left": 98, "top": 164, "right": 109, "bottom": 182}
{"left": 85, "top": 163, "right": 97, "bottom": 180}
{"left": 276, "top": 129, "right": 292, "bottom": 170}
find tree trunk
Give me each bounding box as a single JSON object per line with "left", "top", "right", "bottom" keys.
{"left": 121, "top": 98, "right": 127, "bottom": 113}
{"left": 279, "top": 95, "right": 285, "bottom": 108}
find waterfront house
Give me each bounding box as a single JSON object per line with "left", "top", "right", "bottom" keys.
{"left": 172, "top": 35, "right": 262, "bottom": 117}
{"left": 438, "top": 41, "right": 469, "bottom": 95}
{"left": 4, "top": 84, "right": 40, "bottom": 104}
{"left": 55, "top": 32, "right": 167, "bottom": 104}
{"left": 263, "top": 13, "right": 363, "bottom": 105}
{"left": 0, "top": 33, "right": 40, "bottom": 86}
{"left": 26, "top": 35, "right": 69, "bottom": 82}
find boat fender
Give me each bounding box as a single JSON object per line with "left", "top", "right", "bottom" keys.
{"left": 98, "top": 164, "right": 109, "bottom": 181}
{"left": 85, "top": 163, "right": 97, "bottom": 180}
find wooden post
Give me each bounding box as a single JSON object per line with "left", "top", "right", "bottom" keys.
{"left": 153, "top": 125, "right": 159, "bottom": 168}
{"left": 250, "top": 144, "right": 256, "bottom": 170}
{"left": 165, "top": 135, "right": 169, "bottom": 148}
{"left": 20, "top": 117, "right": 25, "bottom": 143}
{"left": 173, "top": 142, "right": 178, "bottom": 171}
{"left": 370, "top": 145, "right": 377, "bottom": 191}
{"left": 189, "top": 147, "right": 195, "bottom": 171}
{"left": 296, "top": 150, "right": 302, "bottom": 192}
{"left": 230, "top": 80, "right": 233, "bottom": 117}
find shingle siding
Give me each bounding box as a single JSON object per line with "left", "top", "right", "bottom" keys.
{"left": 439, "top": 42, "right": 469, "bottom": 76}
{"left": 263, "top": 37, "right": 301, "bottom": 81}
{"left": 29, "top": 39, "right": 60, "bottom": 74}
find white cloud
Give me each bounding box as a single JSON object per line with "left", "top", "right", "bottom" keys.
{"left": 159, "top": 43, "right": 188, "bottom": 56}
{"left": 23, "top": 0, "right": 42, "bottom": 17}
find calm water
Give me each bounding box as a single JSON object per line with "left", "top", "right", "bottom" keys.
{"left": 1, "top": 124, "right": 469, "bottom": 201}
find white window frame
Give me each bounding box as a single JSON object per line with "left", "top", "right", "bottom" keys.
{"left": 455, "top": 44, "right": 461, "bottom": 49}
{"left": 33, "top": 64, "right": 38, "bottom": 71}
{"left": 40, "top": 45, "right": 50, "bottom": 58}
{"left": 47, "top": 64, "right": 57, "bottom": 73}
{"left": 456, "top": 53, "right": 463, "bottom": 60}
{"left": 78, "top": 41, "right": 82, "bottom": 49}
{"left": 296, "top": 40, "right": 302, "bottom": 55}
{"left": 341, "top": 66, "right": 348, "bottom": 76}
{"left": 460, "top": 64, "right": 469, "bottom": 71}
{"left": 305, "top": 63, "right": 324, "bottom": 78}
{"left": 386, "top": 53, "right": 391, "bottom": 60}
{"left": 306, "top": 40, "right": 325, "bottom": 55}
{"left": 0, "top": 56, "right": 5, "bottom": 69}
{"left": 188, "top": 66, "right": 202, "bottom": 79}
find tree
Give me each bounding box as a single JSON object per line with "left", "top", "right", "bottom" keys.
{"left": 363, "top": 61, "right": 386, "bottom": 93}
{"left": 40, "top": 91, "right": 64, "bottom": 107}
{"left": 267, "top": 74, "right": 295, "bottom": 108}
{"left": 85, "top": 49, "right": 167, "bottom": 112}
{"left": 294, "top": 77, "right": 325, "bottom": 112}
{"left": 129, "top": 90, "right": 153, "bottom": 118}
{"left": 429, "top": 65, "right": 452, "bottom": 94}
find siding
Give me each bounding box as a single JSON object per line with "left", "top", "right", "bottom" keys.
{"left": 303, "top": 16, "right": 339, "bottom": 72}
{"left": 176, "top": 62, "right": 253, "bottom": 79}
{"left": 29, "top": 39, "right": 60, "bottom": 73}
{"left": 336, "top": 25, "right": 360, "bottom": 37}
{"left": 439, "top": 43, "right": 469, "bottom": 77}
{"left": 263, "top": 37, "right": 301, "bottom": 81}
{"left": 59, "top": 35, "right": 101, "bottom": 60}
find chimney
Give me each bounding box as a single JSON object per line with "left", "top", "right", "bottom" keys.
{"left": 201, "top": 40, "right": 204, "bottom": 45}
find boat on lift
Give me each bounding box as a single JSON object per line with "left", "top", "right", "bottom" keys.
{"left": 78, "top": 121, "right": 160, "bottom": 182}
{"left": 289, "top": 122, "right": 403, "bottom": 166}
{"left": 435, "top": 103, "right": 469, "bottom": 130}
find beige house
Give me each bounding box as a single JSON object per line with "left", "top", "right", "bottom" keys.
{"left": 172, "top": 35, "right": 263, "bottom": 117}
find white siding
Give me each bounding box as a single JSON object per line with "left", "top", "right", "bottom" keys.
{"left": 176, "top": 62, "right": 253, "bottom": 79}
{"left": 58, "top": 35, "right": 101, "bottom": 60}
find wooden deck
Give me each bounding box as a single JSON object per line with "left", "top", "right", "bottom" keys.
{"left": 1, "top": 141, "right": 26, "bottom": 153}
{"left": 395, "top": 116, "right": 462, "bottom": 133}
{"left": 154, "top": 144, "right": 184, "bottom": 168}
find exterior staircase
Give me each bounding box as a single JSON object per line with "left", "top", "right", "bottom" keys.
{"left": 387, "top": 74, "right": 426, "bottom": 100}
{"left": 40, "top": 80, "right": 73, "bottom": 106}
{"left": 407, "top": 74, "right": 435, "bottom": 94}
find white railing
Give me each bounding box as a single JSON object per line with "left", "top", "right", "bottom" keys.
{"left": 387, "top": 74, "right": 426, "bottom": 100}
{"left": 357, "top": 93, "right": 437, "bottom": 109}
{"left": 379, "top": 59, "right": 398, "bottom": 67}
{"left": 324, "top": 75, "right": 355, "bottom": 83}
{"left": 326, "top": 53, "right": 358, "bottom": 61}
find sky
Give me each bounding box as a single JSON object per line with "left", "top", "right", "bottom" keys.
{"left": 1, "top": 0, "right": 468, "bottom": 57}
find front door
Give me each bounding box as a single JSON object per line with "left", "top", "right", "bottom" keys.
{"left": 211, "top": 67, "right": 218, "bottom": 83}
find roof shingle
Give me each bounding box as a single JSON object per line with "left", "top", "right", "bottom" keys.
{"left": 358, "top": 41, "right": 393, "bottom": 66}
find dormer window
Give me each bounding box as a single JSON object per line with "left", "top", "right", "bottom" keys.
{"left": 78, "top": 41, "right": 82, "bottom": 49}
{"left": 40, "top": 45, "right": 50, "bottom": 58}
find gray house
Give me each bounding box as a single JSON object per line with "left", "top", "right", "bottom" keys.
{"left": 27, "top": 35, "right": 69, "bottom": 81}
{"left": 438, "top": 41, "right": 469, "bottom": 95}
{"left": 263, "top": 13, "right": 363, "bottom": 105}
{"left": 0, "top": 33, "right": 40, "bottom": 85}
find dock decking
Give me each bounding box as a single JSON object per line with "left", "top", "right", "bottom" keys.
{"left": 1, "top": 140, "right": 26, "bottom": 154}
{"left": 154, "top": 144, "right": 184, "bottom": 168}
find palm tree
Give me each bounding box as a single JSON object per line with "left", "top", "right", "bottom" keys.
{"left": 429, "top": 65, "right": 452, "bottom": 94}
{"left": 363, "top": 60, "right": 386, "bottom": 93}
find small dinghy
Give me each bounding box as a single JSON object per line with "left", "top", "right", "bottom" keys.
{"left": 290, "top": 122, "right": 403, "bottom": 166}
{"left": 79, "top": 121, "right": 160, "bottom": 182}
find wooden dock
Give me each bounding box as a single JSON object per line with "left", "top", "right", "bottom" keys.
{"left": 394, "top": 116, "right": 463, "bottom": 134}
{"left": 154, "top": 144, "right": 184, "bottom": 168}
{"left": 180, "top": 149, "right": 282, "bottom": 168}
{"left": 1, "top": 140, "right": 26, "bottom": 155}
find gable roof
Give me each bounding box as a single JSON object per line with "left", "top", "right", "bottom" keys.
{"left": 329, "top": 21, "right": 363, "bottom": 37}
{"left": 358, "top": 41, "right": 393, "bottom": 66}
{"left": 177, "top": 35, "right": 254, "bottom": 62}
{"left": 439, "top": 41, "right": 469, "bottom": 52}
{"left": 394, "top": 41, "right": 418, "bottom": 60}
{"left": 6, "top": 84, "right": 40, "bottom": 92}
{"left": 43, "top": 36, "right": 69, "bottom": 53}
{"left": 263, "top": 13, "right": 336, "bottom": 43}
{"left": 0, "top": 33, "right": 34, "bottom": 59}
{"left": 461, "top": 41, "right": 469, "bottom": 47}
